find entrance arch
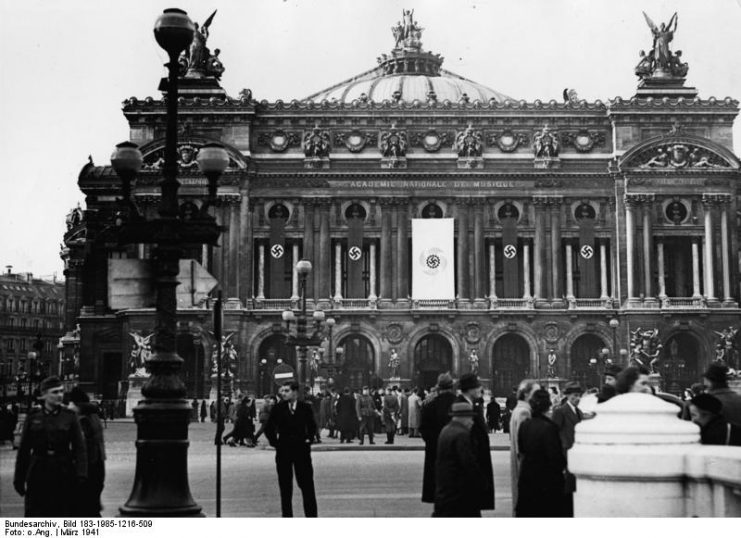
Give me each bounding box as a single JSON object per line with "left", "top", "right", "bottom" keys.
{"left": 414, "top": 334, "right": 453, "bottom": 390}
{"left": 256, "top": 334, "right": 296, "bottom": 397}
{"left": 491, "top": 334, "right": 530, "bottom": 397}
{"left": 661, "top": 333, "right": 700, "bottom": 395}
{"left": 336, "top": 334, "right": 375, "bottom": 391}
{"left": 570, "top": 334, "right": 608, "bottom": 390}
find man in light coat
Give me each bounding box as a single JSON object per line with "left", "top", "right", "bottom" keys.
{"left": 508, "top": 378, "right": 540, "bottom": 516}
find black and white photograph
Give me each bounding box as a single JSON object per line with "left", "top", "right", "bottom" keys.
{"left": 1, "top": 0, "right": 741, "bottom": 528}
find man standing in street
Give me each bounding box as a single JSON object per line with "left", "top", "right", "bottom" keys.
{"left": 419, "top": 373, "right": 456, "bottom": 504}
{"left": 455, "top": 373, "right": 495, "bottom": 512}
{"left": 265, "top": 381, "right": 318, "bottom": 517}
{"left": 383, "top": 386, "right": 400, "bottom": 444}
{"left": 703, "top": 363, "right": 741, "bottom": 426}
{"left": 596, "top": 364, "right": 622, "bottom": 403}
{"left": 356, "top": 386, "right": 376, "bottom": 445}
{"left": 551, "top": 381, "right": 584, "bottom": 517}
{"left": 14, "top": 376, "right": 87, "bottom": 516}
{"left": 433, "top": 402, "right": 486, "bottom": 517}
{"left": 508, "top": 379, "right": 540, "bottom": 516}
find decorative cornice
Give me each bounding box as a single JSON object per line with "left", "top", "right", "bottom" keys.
{"left": 701, "top": 193, "right": 732, "bottom": 206}
{"left": 624, "top": 193, "right": 655, "bottom": 206}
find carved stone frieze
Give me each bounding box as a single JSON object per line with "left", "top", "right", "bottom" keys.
{"left": 334, "top": 130, "right": 378, "bottom": 152}
{"left": 257, "top": 130, "right": 300, "bottom": 152}
{"left": 631, "top": 143, "right": 731, "bottom": 169}
{"left": 624, "top": 193, "right": 656, "bottom": 206}
{"left": 487, "top": 130, "right": 528, "bottom": 152}
{"left": 453, "top": 125, "right": 483, "bottom": 158}
{"left": 561, "top": 130, "right": 607, "bottom": 152}
{"left": 534, "top": 179, "right": 563, "bottom": 188}
{"left": 303, "top": 125, "right": 331, "bottom": 158}
{"left": 411, "top": 130, "right": 450, "bottom": 152}
{"left": 379, "top": 127, "right": 408, "bottom": 158}
{"left": 384, "top": 323, "right": 405, "bottom": 345}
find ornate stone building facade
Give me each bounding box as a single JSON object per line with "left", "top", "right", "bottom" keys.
{"left": 63, "top": 12, "right": 740, "bottom": 399}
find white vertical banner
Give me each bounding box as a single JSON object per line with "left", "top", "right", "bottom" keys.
{"left": 412, "top": 218, "right": 455, "bottom": 300}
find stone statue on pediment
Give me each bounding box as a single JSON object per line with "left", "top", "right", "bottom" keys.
{"left": 533, "top": 124, "right": 559, "bottom": 158}
{"left": 636, "top": 12, "right": 688, "bottom": 81}
{"left": 178, "top": 10, "right": 226, "bottom": 80}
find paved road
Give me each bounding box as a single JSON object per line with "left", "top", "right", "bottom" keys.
{"left": 0, "top": 421, "right": 513, "bottom": 517}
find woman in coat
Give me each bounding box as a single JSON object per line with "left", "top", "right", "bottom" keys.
{"left": 515, "top": 389, "right": 568, "bottom": 517}
{"left": 335, "top": 387, "right": 358, "bottom": 443}
{"left": 407, "top": 388, "right": 422, "bottom": 437}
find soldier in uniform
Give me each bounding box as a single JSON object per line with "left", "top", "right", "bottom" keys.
{"left": 14, "top": 376, "right": 88, "bottom": 516}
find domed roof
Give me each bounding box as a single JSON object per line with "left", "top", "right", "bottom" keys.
{"left": 303, "top": 12, "right": 512, "bottom": 105}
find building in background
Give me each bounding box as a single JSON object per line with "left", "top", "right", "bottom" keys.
{"left": 0, "top": 267, "right": 66, "bottom": 401}
{"left": 62, "top": 12, "right": 740, "bottom": 403}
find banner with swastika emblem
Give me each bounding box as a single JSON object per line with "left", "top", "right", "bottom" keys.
{"left": 269, "top": 210, "right": 288, "bottom": 298}
{"left": 502, "top": 213, "right": 520, "bottom": 298}
{"left": 577, "top": 208, "right": 597, "bottom": 297}
{"left": 412, "top": 219, "right": 454, "bottom": 300}
{"left": 347, "top": 210, "right": 365, "bottom": 298}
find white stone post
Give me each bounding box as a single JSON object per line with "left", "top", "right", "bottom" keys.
{"left": 600, "top": 241, "right": 608, "bottom": 300}
{"left": 368, "top": 242, "right": 377, "bottom": 301}
{"left": 488, "top": 243, "right": 497, "bottom": 300}
{"left": 291, "top": 243, "right": 299, "bottom": 301}
{"left": 657, "top": 241, "right": 666, "bottom": 299}
{"left": 334, "top": 242, "right": 343, "bottom": 302}
{"left": 522, "top": 243, "right": 531, "bottom": 299}
{"left": 691, "top": 238, "right": 701, "bottom": 298}
{"left": 257, "top": 243, "right": 265, "bottom": 300}
{"left": 565, "top": 242, "right": 574, "bottom": 299}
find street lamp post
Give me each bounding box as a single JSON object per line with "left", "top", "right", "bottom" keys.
{"left": 111, "top": 8, "right": 230, "bottom": 517}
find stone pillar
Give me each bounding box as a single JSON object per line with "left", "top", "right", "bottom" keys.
{"left": 565, "top": 242, "right": 574, "bottom": 299}
{"left": 523, "top": 242, "right": 531, "bottom": 299}
{"left": 227, "top": 200, "right": 240, "bottom": 300}
{"left": 657, "top": 241, "right": 666, "bottom": 299}
{"left": 369, "top": 242, "right": 377, "bottom": 300}
{"left": 533, "top": 198, "right": 546, "bottom": 299}
{"left": 291, "top": 243, "right": 299, "bottom": 301}
{"left": 334, "top": 242, "right": 343, "bottom": 302}
{"left": 473, "top": 203, "right": 485, "bottom": 298}
{"left": 570, "top": 393, "right": 699, "bottom": 517}
{"left": 691, "top": 238, "right": 701, "bottom": 298}
{"left": 396, "top": 201, "right": 409, "bottom": 299}
{"left": 600, "top": 241, "right": 608, "bottom": 300}
{"left": 318, "top": 202, "right": 331, "bottom": 299}
{"left": 702, "top": 197, "right": 716, "bottom": 300}
{"left": 380, "top": 201, "right": 393, "bottom": 300}
{"left": 625, "top": 197, "right": 636, "bottom": 299}
{"left": 256, "top": 243, "right": 265, "bottom": 300}
{"left": 550, "top": 199, "right": 563, "bottom": 301}
{"left": 457, "top": 203, "right": 470, "bottom": 299}
{"left": 303, "top": 201, "right": 315, "bottom": 298}
{"left": 238, "top": 195, "right": 253, "bottom": 302}
{"left": 642, "top": 198, "right": 654, "bottom": 298}
{"left": 720, "top": 201, "right": 732, "bottom": 302}
{"left": 488, "top": 243, "right": 497, "bottom": 300}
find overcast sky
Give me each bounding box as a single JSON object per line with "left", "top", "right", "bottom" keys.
{"left": 1, "top": 0, "right": 740, "bottom": 279}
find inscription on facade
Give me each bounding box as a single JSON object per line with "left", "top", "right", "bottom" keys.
{"left": 332, "top": 180, "right": 528, "bottom": 189}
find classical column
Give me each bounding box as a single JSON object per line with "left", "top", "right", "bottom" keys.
{"left": 473, "top": 203, "right": 485, "bottom": 298}
{"left": 227, "top": 200, "right": 240, "bottom": 299}
{"left": 303, "top": 201, "right": 315, "bottom": 298}
{"left": 238, "top": 195, "right": 253, "bottom": 302}
{"left": 396, "top": 201, "right": 409, "bottom": 299}
{"left": 691, "top": 238, "right": 701, "bottom": 298}
{"left": 523, "top": 242, "right": 531, "bottom": 299}
{"left": 291, "top": 243, "right": 299, "bottom": 300}
{"left": 488, "top": 243, "right": 498, "bottom": 300}
{"left": 720, "top": 201, "right": 732, "bottom": 302}
{"left": 334, "top": 242, "right": 343, "bottom": 301}
{"left": 533, "top": 198, "right": 546, "bottom": 299}
{"left": 702, "top": 197, "right": 716, "bottom": 300}
{"left": 657, "top": 241, "right": 666, "bottom": 298}
{"left": 369, "top": 242, "right": 377, "bottom": 300}
{"left": 625, "top": 197, "right": 636, "bottom": 299}
{"left": 550, "top": 200, "right": 563, "bottom": 299}
{"left": 212, "top": 204, "right": 225, "bottom": 289}
{"left": 600, "top": 241, "right": 609, "bottom": 299}
{"left": 565, "top": 242, "right": 574, "bottom": 299}
{"left": 318, "top": 202, "right": 331, "bottom": 299}
{"left": 380, "top": 201, "right": 393, "bottom": 300}
{"left": 456, "top": 203, "right": 470, "bottom": 299}
{"left": 256, "top": 243, "right": 265, "bottom": 300}
{"left": 642, "top": 197, "right": 654, "bottom": 298}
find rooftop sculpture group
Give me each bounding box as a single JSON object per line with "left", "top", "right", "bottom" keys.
{"left": 635, "top": 12, "right": 688, "bottom": 81}
{"left": 178, "top": 10, "right": 225, "bottom": 80}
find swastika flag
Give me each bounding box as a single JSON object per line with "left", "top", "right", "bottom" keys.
{"left": 412, "top": 218, "right": 455, "bottom": 300}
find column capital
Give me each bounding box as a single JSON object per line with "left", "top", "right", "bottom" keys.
{"left": 702, "top": 193, "right": 732, "bottom": 206}
{"left": 624, "top": 193, "right": 655, "bottom": 206}
{"left": 532, "top": 195, "right": 563, "bottom": 206}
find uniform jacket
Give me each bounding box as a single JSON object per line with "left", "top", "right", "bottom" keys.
{"left": 433, "top": 420, "right": 486, "bottom": 517}
{"left": 400, "top": 393, "right": 410, "bottom": 425}
{"left": 14, "top": 406, "right": 88, "bottom": 517}
{"left": 356, "top": 394, "right": 376, "bottom": 418}
{"left": 708, "top": 388, "right": 741, "bottom": 427}
{"left": 456, "top": 395, "right": 495, "bottom": 510}
{"left": 516, "top": 414, "right": 568, "bottom": 517}
{"left": 264, "top": 400, "right": 317, "bottom": 449}
{"left": 551, "top": 401, "right": 583, "bottom": 456}
{"left": 419, "top": 390, "right": 456, "bottom": 503}
{"left": 382, "top": 392, "right": 400, "bottom": 430}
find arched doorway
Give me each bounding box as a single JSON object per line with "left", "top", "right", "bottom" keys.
{"left": 660, "top": 333, "right": 700, "bottom": 395}
{"left": 177, "top": 333, "right": 207, "bottom": 398}
{"left": 414, "top": 334, "right": 453, "bottom": 390}
{"left": 256, "top": 334, "right": 296, "bottom": 397}
{"left": 570, "top": 334, "right": 607, "bottom": 390}
{"left": 491, "top": 334, "right": 530, "bottom": 397}
{"left": 336, "top": 334, "right": 374, "bottom": 391}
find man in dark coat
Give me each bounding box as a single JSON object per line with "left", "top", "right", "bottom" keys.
{"left": 486, "top": 397, "right": 501, "bottom": 432}
{"left": 455, "top": 373, "right": 495, "bottom": 511}
{"left": 356, "top": 386, "right": 377, "bottom": 445}
{"left": 433, "top": 402, "right": 486, "bottom": 517}
{"left": 551, "top": 381, "right": 583, "bottom": 517}
{"left": 419, "top": 373, "right": 457, "bottom": 503}
{"left": 14, "top": 376, "right": 88, "bottom": 517}
{"left": 335, "top": 387, "right": 357, "bottom": 443}
{"left": 596, "top": 364, "right": 622, "bottom": 403}
{"left": 704, "top": 363, "right": 741, "bottom": 427}
{"left": 67, "top": 387, "right": 106, "bottom": 517}
{"left": 265, "top": 381, "right": 318, "bottom": 517}
{"left": 382, "top": 388, "right": 400, "bottom": 444}
{"left": 689, "top": 393, "right": 741, "bottom": 446}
